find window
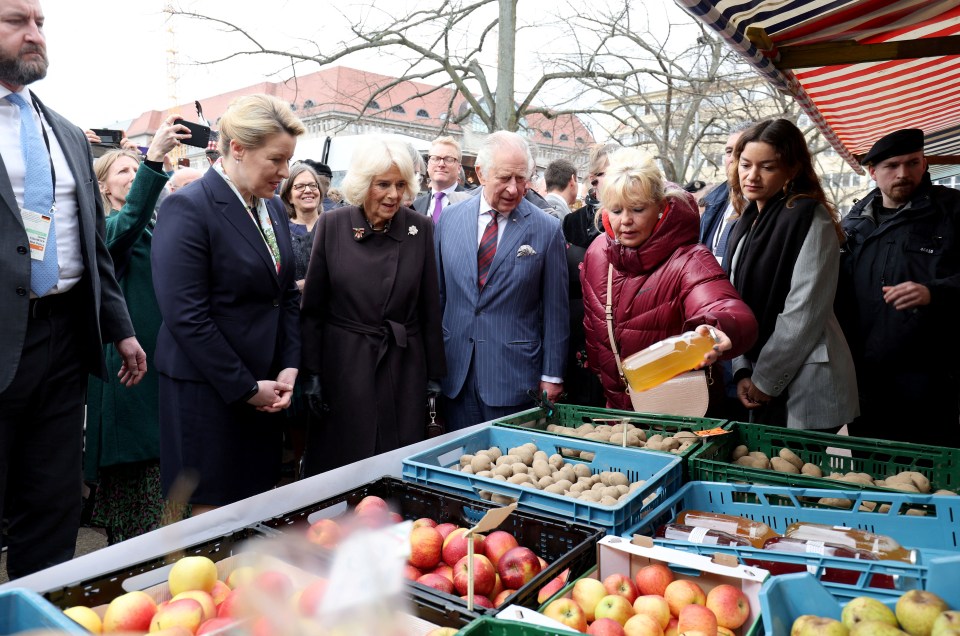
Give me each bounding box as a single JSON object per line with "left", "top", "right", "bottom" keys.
{"left": 560, "top": 134, "right": 569, "bottom": 141}
{"left": 541, "top": 131, "right": 552, "bottom": 138}
{"left": 303, "top": 99, "right": 315, "bottom": 108}
{"left": 416, "top": 108, "right": 429, "bottom": 118}
{"left": 576, "top": 137, "right": 584, "bottom": 144}
{"left": 367, "top": 100, "right": 380, "bottom": 110}
{"left": 391, "top": 105, "right": 406, "bottom": 114}
{"left": 289, "top": 103, "right": 297, "bottom": 111}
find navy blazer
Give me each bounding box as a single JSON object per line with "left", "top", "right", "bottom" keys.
{"left": 151, "top": 169, "right": 301, "bottom": 404}
{"left": 699, "top": 181, "right": 730, "bottom": 247}
{"left": 435, "top": 194, "right": 569, "bottom": 406}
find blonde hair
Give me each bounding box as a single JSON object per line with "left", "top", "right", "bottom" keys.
{"left": 600, "top": 147, "right": 678, "bottom": 210}
{"left": 94, "top": 149, "right": 142, "bottom": 212}
{"left": 431, "top": 135, "right": 462, "bottom": 160}
{"left": 217, "top": 94, "right": 305, "bottom": 157}
{"left": 341, "top": 137, "right": 418, "bottom": 207}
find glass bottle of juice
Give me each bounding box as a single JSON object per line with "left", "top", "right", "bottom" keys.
{"left": 655, "top": 523, "right": 753, "bottom": 547}
{"left": 760, "top": 537, "right": 895, "bottom": 588}
{"left": 674, "top": 510, "right": 780, "bottom": 548}
{"left": 622, "top": 330, "right": 718, "bottom": 392}
{"left": 784, "top": 522, "right": 915, "bottom": 563}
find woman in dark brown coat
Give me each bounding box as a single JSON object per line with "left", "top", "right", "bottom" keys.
{"left": 300, "top": 137, "right": 446, "bottom": 475}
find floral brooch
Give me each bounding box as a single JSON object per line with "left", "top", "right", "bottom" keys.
{"left": 408, "top": 225, "right": 418, "bottom": 236}
{"left": 353, "top": 227, "right": 365, "bottom": 240}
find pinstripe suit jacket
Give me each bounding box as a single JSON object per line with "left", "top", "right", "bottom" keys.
{"left": 435, "top": 194, "right": 569, "bottom": 406}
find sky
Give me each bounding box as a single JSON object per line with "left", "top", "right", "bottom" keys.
{"left": 34, "top": 0, "right": 696, "bottom": 131}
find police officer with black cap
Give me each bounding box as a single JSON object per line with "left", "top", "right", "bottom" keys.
{"left": 837, "top": 129, "right": 960, "bottom": 446}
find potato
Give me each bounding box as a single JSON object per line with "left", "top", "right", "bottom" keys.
{"left": 905, "top": 508, "right": 927, "bottom": 517}
{"left": 633, "top": 428, "right": 648, "bottom": 443}
{"left": 890, "top": 481, "right": 920, "bottom": 493}
{"left": 508, "top": 473, "right": 531, "bottom": 485}
{"left": 485, "top": 447, "right": 502, "bottom": 461}
{"left": 629, "top": 480, "right": 646, "bottom": 492}
{"left": 599, "top": 496, "right": 619, "bottom": 506}
{"left": 595, "top": 425, "right": 612, "bottom": 433}
{"left": 608, "top": 472, "right": 629, "bottom": 487}
{"left": 608, "top": 432, "right": 629, "bottom": 446}
{"left": 461, "top": 465, "right": 475, "bottom": 474}
{"left": 492, "top": 474, "right": 507, "bottom": 481}
{"left": 491, "top": 494, "right": 516, "bottom": 505}
{"left": 575, "top": 424, "right": 595, "bottom": 435}
{"left": 771, "top": 457, "right": 801, "bottom": 474}
{"left": 538, "top": 476, "right": 555, "bottom": 489}
{"left": 522, "top": 442, "right": 538, "bottom": 453}
{"left": 494, "top": 464, "right": 514, "bottom": 478}
{"left": 569, "top": 482, "right": 587, "bottom": 494}
{"left": 801, "top": 463, "right": 823, "bottom": 478}
{"left": 518, "top": 481, "right": 536, "bottom": 489}
{"left": 859, "top": 501, "right": 878, "bottom": 512}
{"left": 677, "top": 441, "right": 694, "bottom": 453}
{"left": 645, "top": 440, "right": 663, "bottom": 451}
{"left": 497, "top": 454, "right": 520, "bottom": 466}
{"left": 580, "top": 451, "right": 596, "bottom": 461}
{"left": 557, "top": 466, "right": 577, "bottom": 483}
{"left": 533, "top": 450, "right": 549, "bottom": 463}
{"left": 511, "top": 462, "right": 528, "bottom": 474}
{"left": 826, "top": 472, "right": 844, "bottom": 480}
{"left": 591, "top": 482, "right": 605, "bottom": 492}
{"left": 673, "top": 431, "right": 698, "bottom": 441}
{"left": 478, "top": 490, "right": 492, "bottom": 500}
{"left": 554, "top": 479, "right": 574, "bottom": 492}
{"left": 734, "top": 456, "right": 758, "bottom": 468}
{"left": 545, "top": 484, "right": 566, "bottom": 495}
{"left": 564, "top": 491, "right": 581, "bottom": 499}
{"left": 934, "top": 489, "right": 958, "bottom": 496}
{"left": 573, "top": 464, "right": 592, "bottom": 479}
{"left": 731, "top": 445, "right": 750, "bottom": 461}
{"left": 897, "top": 471, "right": 931, "bottom": 493}
{"left": 646, "top": 434, "right": 665, "bottom": 446}
{"left": 459, "top": 454, "right": 475, "bottom": 468}
{"left": 616, "top": 484, "right": 629, "bottom": 495}
{"left": 585, "top": 432, "right": 609, "bottom": 442}
{"left": 548, "top": 454, "right": 565, "bottom": 469}
{"left": 818, "top": 497, "right": 853, "bottom": 509}
{"left": 642, "top": 493, "right": 659, "bottom": 505}
{"left": 578, "top": 490, "right": 600, "bottom": 502}
{"left": 839, "top": 473, "right": 872, "bottom": 485}
{"left": 531, "top": 461, "right": 552, "bottom": 479}
{"left": 470, "top": 455, "right": 493, "bottom": 473}
{"left": 514, "top": 448, "right": 535, "bottom": 466}
{"left": 476, "top": 470, "right": 494, "bottom": 478}
{"left": 778, "top": 448, "right": 804, "bottom": 470}
{"left": 601, "top": 486, "right": 620, "bottom": 499}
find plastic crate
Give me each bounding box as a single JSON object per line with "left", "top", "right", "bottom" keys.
{"left": 493, "top": 404, "right": 726, "bottom": 469}
{"left": 457, "top": 616, "right": 581, "bottom": 635}
{"left": 0, "top": 589, "right": 88, "bottom": 634}
{"left": 760, "top": 571, "right": 960, "bottom": 636}
{"left": 255, "top": 477, "right": 604, "bottom": 629}
{"left": 627, "top": 481, "right": 960, "bottom": 601}
{"left": 402, "top": 426, "right": 682, "bottom": 535}
{"left": 689, "top": 421, "right": 960, "bottom": 494}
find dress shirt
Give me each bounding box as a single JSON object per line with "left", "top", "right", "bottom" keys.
{"left": 428, "top": 184, "right": 460, "bottom": 220}
{"left": 0, "top": 88, "right": 80, "bottom": 295}
{"left": 710, "top": 200, "right": 737, "bottom": 264}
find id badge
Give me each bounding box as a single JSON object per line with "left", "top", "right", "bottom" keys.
{"left": 21, "top": 207, "right": 52, "bottom": 261}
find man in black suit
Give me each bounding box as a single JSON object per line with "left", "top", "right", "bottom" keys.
{"left": 412, "top": 135, "right": 469, "bottom": 221}
{"left": 0, "top": 0, "right": 145, "bottom": 579}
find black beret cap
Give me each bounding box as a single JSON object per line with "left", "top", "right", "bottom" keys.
{"left": 301, "top": 159, "right": 333, "bottom": 178}
{"left": 683, "top": 180, "right": 706, "bottom": 193}
{"left": 861, "top": 129, "right": 924, "bottom": 166}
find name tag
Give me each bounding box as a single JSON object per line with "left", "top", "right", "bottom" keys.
{"left": 21, "top": 207, "right": 53, "bottom": 260}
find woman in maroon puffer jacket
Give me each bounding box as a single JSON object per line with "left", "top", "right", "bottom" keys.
{"left": 581, "top": 148, "right": 758, "bottom": 411}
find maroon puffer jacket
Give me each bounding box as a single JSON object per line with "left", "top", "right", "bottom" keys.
{"left": 580, "top": 190, "right": 758, "bottom": 411}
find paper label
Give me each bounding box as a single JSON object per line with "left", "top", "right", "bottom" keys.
{"left": 689, "top": 526, "right": 710, "bottom": 544}
{"left": 804, "top": 540, "right": 827, "bottom": 555}
{"left": 695, "top": 428, "right": 730, "bottom": 437}
{"left": 21, "top": 207, "right": 52, "bottom": 260}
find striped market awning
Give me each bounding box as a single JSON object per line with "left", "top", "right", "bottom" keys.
{"left": 675, "top": 0, "right": 960, "bottom": 179}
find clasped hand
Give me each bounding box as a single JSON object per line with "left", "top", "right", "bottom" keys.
{"left": 247, "top": 368, "right": 297, "bottom": 413}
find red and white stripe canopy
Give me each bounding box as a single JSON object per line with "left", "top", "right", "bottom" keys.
{"left": 675, "top": 0, "right": 960, "bottom": 178}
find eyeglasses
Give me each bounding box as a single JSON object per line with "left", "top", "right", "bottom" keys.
{"left": 428, "top": 155, "right": 459, "bottom": 166}
{"left": 293, "top": 183, "right": 320, "bottom": 192}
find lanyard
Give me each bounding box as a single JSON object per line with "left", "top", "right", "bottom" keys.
{"left": 26, "top": 91, "right": 58, "bottom": 208}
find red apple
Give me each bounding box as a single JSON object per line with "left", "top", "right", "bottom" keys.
{"left": 209, "top": 581, "right": 231, "bottom": 608}
{"left": 409, "top": 525, "right": 444, "bottom": 570}
{"left": 623, "top": 612, "right": 664, "bottom": 636}
{"left": 149, "top": 597, "right": 204, "bottom": 634}
{"left": 168, "top": 556, "right": 218, "bottom": 596}
{"left": 413, "top": 517, "right": 438, "bottom": 529}
{"left": 572, "top": 577, "right": 608, "bottom": 622}
{"left": 216, "top": 589, "right": 243, "bottom": 619}
{"left": 354, "top": 495, "right": 388, "bottom": 514}
{"left": 633, "top": 595, "right": 671, "bottom": 629}
{"left": 543, "top": 598, "right": 588, "bottom": 632}
{"left": 431, "top": 564, "right": 454, "bottom": 583}
{"left": 604, "top": 572, "right": 640, "bottom": 603}
{"left": 225, "top": 566, "right": 256, "bottom": 590}
{"left": 705, "top": 583, "right": 750, "bottom": 630}
{"left": 497, "top": 546, "right": 542, "bottom": 590}
{"left": 537, "top": 567, "right": 571, "bottom": 604}
{"left": 635, "top": 564, "right": 675, "bottom": 597}
{"left": 297, "top": 578, "right": 328, "bottom": 616}
{"left": 493, "top": 589, "right": 516, "bottom": 607}
{"left": 677, "top": 603, "right": 717, "bottom": 636}
{"left": 417, "top": 572, "right": 454, "bottom": 595}
{"left": 453, "top": 554, "right": 497, "bottom": 597}
{"left": 460, "top": 594, "right": 495, "bottom": 609}
{"left": 595, "top": 594, "right": 636, "bottom": 627}
{"left": 442, "top": 528, "right": 485, "bottom": 567}
{"left": 665, "top": 617, "right": 679, "bottom": 636}
{"left": 389, "top": 511, "right": 403, "bottom": 524}
{"left": 102, "top": 591, "right": 158, "bottom": 632}
{"left": 589, "top": 617, "right": 628, "bottom": 636}
{"left": 489, "top": 573, "right": 503, "bottom": 602}
{"left": 435, "top": 523, "right": 458, "bottom": 540}
{"left": 253, "top": 571, "right": 294, "bottom": 602}
{"left": 305, "top": 518, "right": 341, "bottom": 548}
{"left": 197, "top": 617, "right": 237, "bottom": 636}
{"left": 538, "top": 556, "right": 549, "bottom": 571}
{"left": 482, "top": 530, "right": 519, "bottom": 568}
{"left": 171, "top": 590, "right": 216, "bottom": 622}
{"left": 403, "top": 564, "right": 423, "bottom": 581}
{"left": 663, "top": 580, "right": 705, "bottom": 617}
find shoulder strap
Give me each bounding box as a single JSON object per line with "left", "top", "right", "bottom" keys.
{"left": 605, "top": 263, "right": 627, "bottom": 387}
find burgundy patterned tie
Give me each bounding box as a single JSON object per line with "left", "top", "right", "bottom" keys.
{"left": 477, "top": 210, "right": 498, "bottom": 288}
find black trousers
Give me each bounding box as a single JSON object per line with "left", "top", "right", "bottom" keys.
{"left": 0, "top": 291, "right": 86, "bottom": 579}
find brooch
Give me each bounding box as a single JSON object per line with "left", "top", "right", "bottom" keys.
{"left": 517, "top": 244, "right": 537, "bottom": 257}
{"left": 353, "top": 227, "right": 365, "bottom": 240}
{"left": 408, "top": 225, "right": 418, "bottom": 236}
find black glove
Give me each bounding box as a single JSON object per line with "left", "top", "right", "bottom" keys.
{"left": 302, "top": 374, "right": 327, "bottom": 418}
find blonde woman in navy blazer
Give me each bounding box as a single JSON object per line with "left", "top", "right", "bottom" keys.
{"left": 152, "top": 95, "right": 304, "bottom": 513}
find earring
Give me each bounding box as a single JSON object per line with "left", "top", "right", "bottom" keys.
{"left": 782, "top": 179, "right": 792, "bottom": 196}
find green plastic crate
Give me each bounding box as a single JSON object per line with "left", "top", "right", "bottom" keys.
{"left": 494, "top": 404, "right": 726, "bottom": 472}
{"left": 689, "top": 421, "right": 960, "bottom": 494}
{"left": 457, "top": 617, "right": 581, "bottom": 635}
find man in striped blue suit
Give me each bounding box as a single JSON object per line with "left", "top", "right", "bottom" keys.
{"left": 435, "top": 131, "right": 569, "bottom": 430}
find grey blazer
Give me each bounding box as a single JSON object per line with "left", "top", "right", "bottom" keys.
{"left": 731, "top": 205, "right": 859, "bottom": 429}
{"left": 0, "top": 91, "right": 133, "bottom": 393}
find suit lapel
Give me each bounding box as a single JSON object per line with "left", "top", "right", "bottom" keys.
{"left": 0, "top": 155, "right": 20, "bottom": 229}
{"left": 459, "top": 196, "right": 481, "bottom": 290}
{"left": 485, "top": 203, "right": 529, "bottom": 285}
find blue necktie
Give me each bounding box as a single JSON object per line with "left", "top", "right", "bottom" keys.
{"left": 7, "top": 92, "right": 57, "bottom": 296}
{"left": 714, "top": 216, "right": 736, "bottom": 260}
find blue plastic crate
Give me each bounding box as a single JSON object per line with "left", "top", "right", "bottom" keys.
{"left": 627, "top": 481, "right": 960, "bottom": 600}
{"left": 402, "top": 425, "right": 682, "bottom": 535}
{"left": 760, "top": 571, "right": 960, "bottom": 636}
{"left": 0, "top": 589, "right": 88, "bottom": 634}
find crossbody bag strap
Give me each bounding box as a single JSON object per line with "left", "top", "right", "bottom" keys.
{"left": 605, "top": 263, "right": 628, "bottom": 388}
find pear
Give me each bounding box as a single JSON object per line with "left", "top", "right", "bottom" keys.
{"left": 850, "top": 621, "right": 908, "bottom": 635}
{"left": 792, "top": 615, "right": 850, "bottom": 636}
{"left": 897, "top": 590, "right": 949, "bottom": 636}
{"left": 843, "top": 597, "right": 899, "bottom": 630}
{"left": 932, "top": 611, "right": 960, "bottom": 636}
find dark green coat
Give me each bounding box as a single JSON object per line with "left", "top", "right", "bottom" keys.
{"left": 85, "top": 163, "right": 168, "bottom": 481}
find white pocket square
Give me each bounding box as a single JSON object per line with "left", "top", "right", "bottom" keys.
{"left": 517, "top": 245, "right": 537, "bottom": 257}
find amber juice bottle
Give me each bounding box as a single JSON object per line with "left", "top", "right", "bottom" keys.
{"left": 655, "top": 523, "right": 754, "bottom": 547}
{"left": 758, "top": 536, "right": 895, "bottom": 588}
{"left": 622, "top": 331, "right": 716, "bottom": 392}
{"left": 784, "top": 522, "right": 915, "bottom": 563}
{"left": 674, "top": 510, "right": 780, "bottom": 548}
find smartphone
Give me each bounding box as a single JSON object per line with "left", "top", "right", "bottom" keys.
{"left": 173, "top": 118, "right": 212, "bottom": 149}
{"left": 91, "top": 128, "right": 124, "bottom": 147}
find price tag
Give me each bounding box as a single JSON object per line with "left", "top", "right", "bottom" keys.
{"left": 694, "top": 428, "right": 730, "bottom": 437}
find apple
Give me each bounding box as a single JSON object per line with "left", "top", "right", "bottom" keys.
{"left": 590, "top": 617, "right": 629, "bottom": 636}
{"left": 634, "top": 595, "right": 671, "bottom": 629}
{"left": 482, "top": 530, "right": 520, "bottom": 568}
{"left": 489, "top": 573, "right": 504, "bottom": 602}
{"left": 197, "top": 617, "right": 237, "bottom": 636}
{"left": 635, "top": 564, "right": 675, "bottom": 597}
{"left": 431, "top": 564, "right": 455, "bottom": 582}
{"left": 225, "top": 566, "right": 256, "bottom": 590}
{"left": 150, "top": 628, "right": 194, "bottom": 636}
{"left": 896, "top": 590, "right": 949, "bottom": 636}
{"left": 403, "top": 564, "right": 424, "bottom": 580}
{"left": 543, "top": 598, "right": 588, "bottom": 632}
{"left": 425, "top": 629, "right": 459, "bottom": 636}
{"left": 596, "top": 594, "right": 636, "bottom": 626}
{"left": 841, "top": 595, "right": 897, "bottom": 631}
{"left": 538, "top": 556, "right": 549, "bottom": 571}
{"left": 103, "top": 590, "right": 158, "bottom": 632}
{"left": 410, "top": 526, "right": 444, "bottom": 570}
{"left": 253, "top": 570, "right": 294, "bottom": 601}
{"left": 209, "top": 581, "right": 231, "bottom": 608}
{"left": 417, "top": 572, "right": 455, "bottom": 595}
{"left": 933, "top": 611, "right": 960, "bottom": 636}
{"left": 149, "top": 597, "right": 204, "bottom": 634}
{"left": 664, "top": 617, "right": 679, "bottom": 636}
{"left": 354, "top": 495, "right": 388, "bottom": 514}
{"left": 677, "top": 603, "right": 717, "bottom": 636}
{"left": 493, "top": 589, "right": 516, "bottom": 607}
{"left": 435, "top": 523, "right": 458, "bottom": 540}
{"left": 717, "top": 627, "right": 736, "bottom": 636}
{"left": 460, "top": 594, "right": 495, "bottom": 609}
{"left": 706, "top": 583, "right": 750, "bottom": 630}
{"left": 623, "top": 613, "right": 664, "bottom": 636}
{"left": 573, "top": 577, "right": 609, "bottom": 622}
{"left": 216, "top": 589, "right": 244, "bottom": 619}
{"left": 453, "top": 554, "right": 497, "bottom": 597}
{"left": 442, "top": 528, "right": 485, "bottom": 567}
{"left": 413, "top": 517, "right": 438, "bottom": 529}
{"left": 389, "top": 511, "right": 403, "bottom": 524}
{"left": 538, "top": 568, "right": 571, "bottom": 604}
{"left": 305, "top": 518, "right": 341, "bottom": 548}
{"left": 63, "top": 606, "right": 103, "bottom": 634}
{"left": 297, "top": 578, "right": 329, "bottom": 616}
{"left": 172, "top": 590, "right": 216, "bottom": 622}
{"left": 605, "top": 572, "right": 640, "bottom": 603}
{"left": 663, "top": 579, "right": 705, "bottom": 617}
{"left": 497, "top": 546, "right": 542, "bottom": 589}
{"left": 169, "top": 556, "right": 219, "bottom": 596}
{"left": 791, "top": 615, "right": 849, "bottom": 636}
